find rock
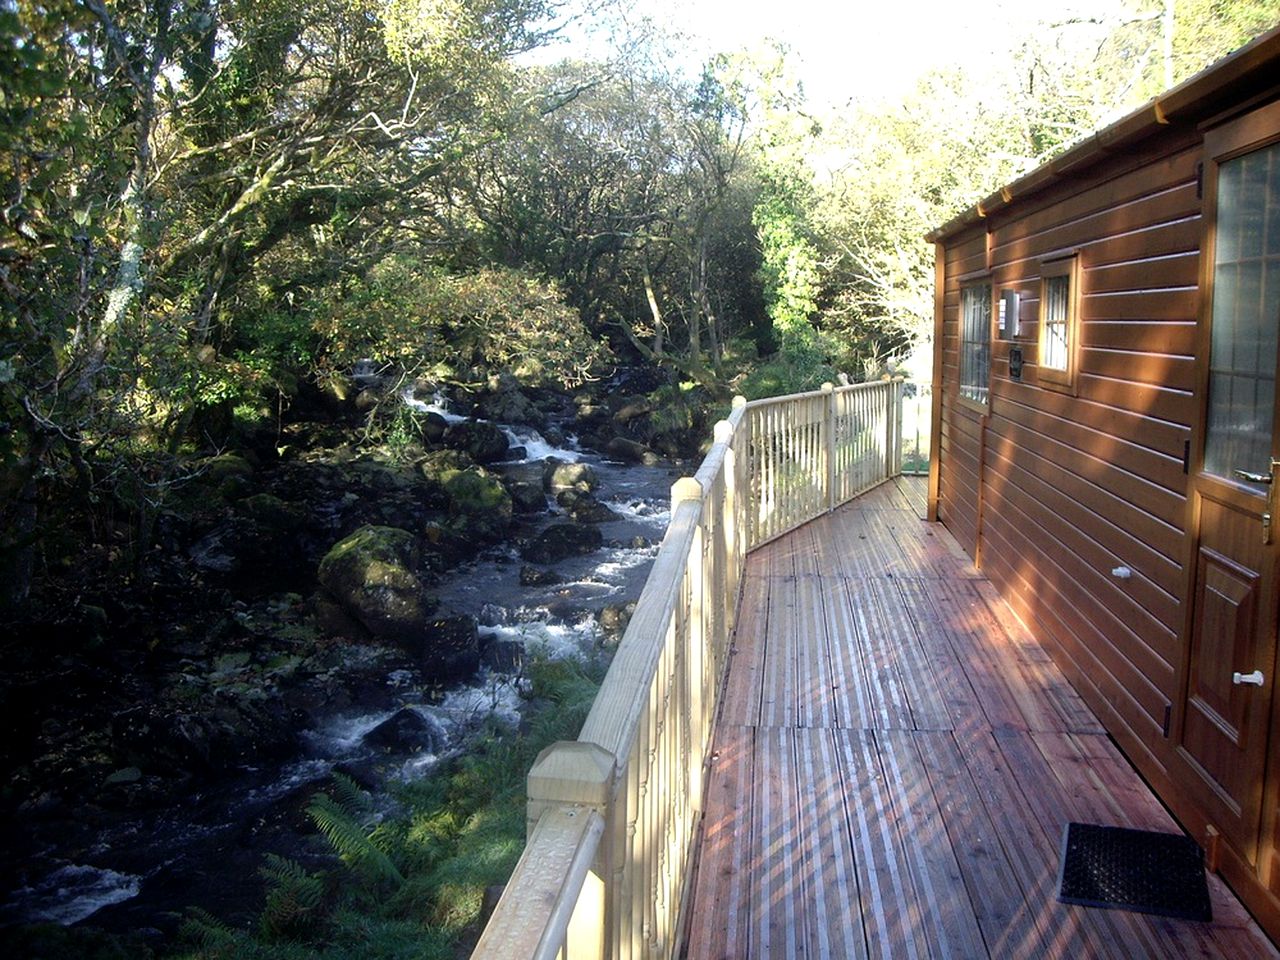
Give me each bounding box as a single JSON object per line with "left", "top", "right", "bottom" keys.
{"left": 543, "top": 460, "right": 598, "bottom": 493}
{"left": 481, "top": 639, "right": 526, "bottom": 674}
{"left": 317, "top": 526, "right": 427, "bottom": 642}
{"left": 613, "top": 398, "right": 652, "bottom": 423}
{"left": 401, "top": 615, "right": 481, "bottom": 683}
{"left": 475, "top": 374, "right": 546, "bottom": 428}
{"left": 605, "top": 437, "right": 660, "bottom": 465}
{"left": 442, "top": 466, "right": 512, "bottom": 542}
{"left": 599, "top": 601, "right": 637, "bottom": 646}
{"left": 198, "top": 452, "right": 255, "bottom": 501}
{"left": 520, "top": 523, "right": 603, "bottom": 564}
{"left": 443, "top": 420, "right": 509, "bottom": 464}
{"left": 556, "top": 490, "right": 619, "bottom": 524}
{"left": 506, "top": 478, "right": 547, "bottom": 514}
{"left": 519, "top": 565, "right": 562, "bottom": 586}
{"left": 362, "top": 708, "right": 444, "bottom": 754}
{"left": 104, "top": 766, "right": 142, "bottom": 786}
{"left": 419, "top": 411, "right": 449, "bottom": 445}
{"left": 354, "top": 388, "right": 382, "bottom": 413}
{"left": 110, "top": 699, "right": 300, "bottom": 776}
{"left": 239, "top": 493, "right": 304, "bottom": 530}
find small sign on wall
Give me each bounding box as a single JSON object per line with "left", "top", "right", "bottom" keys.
{"left": 1009, "top": 345, "right": 1024, "bottom": 381}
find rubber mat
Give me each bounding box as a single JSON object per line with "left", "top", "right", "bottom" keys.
{"left": 1057, "top": 822, "right": 1212, "bottom": 922}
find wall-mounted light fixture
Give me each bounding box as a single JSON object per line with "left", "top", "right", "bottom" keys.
{"left": 999, "top": 289, "right": 1021, "bottom": 338}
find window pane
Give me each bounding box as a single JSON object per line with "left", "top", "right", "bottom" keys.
{"left": 1042, "top": 275, "right": 1070, "bottom": 371}
{"left": 1204, "top": 140, "right": 1280, "bottom": 482}
{"left": 960, "top": 284, "right": 990, "bottom": 403}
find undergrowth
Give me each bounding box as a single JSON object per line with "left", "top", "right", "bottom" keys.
{"left": 9, "top": 656, "right": 604, "bottom": 960}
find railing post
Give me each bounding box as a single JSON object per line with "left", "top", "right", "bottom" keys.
{"left": 821, "top": 382, "right": 835, "bottom": 512}
{"left": 526, "top": 741, "right": 617, "bottom": 960}
{"left": 883, "top": 378, "right": 895, "bottom": 480}
{"left": 893, "top": 377, "right": 905, "bottom": 477}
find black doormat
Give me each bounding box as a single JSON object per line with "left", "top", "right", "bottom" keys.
{"left": 1057, "top": 822, "right": 1212, "bottom": 922}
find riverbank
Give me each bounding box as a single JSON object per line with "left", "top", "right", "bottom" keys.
{"left": 0, "top": 371, "right": 698, "bottom": 953}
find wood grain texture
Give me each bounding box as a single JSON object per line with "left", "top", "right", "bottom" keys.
{"left": 683, "top": 478, "right": 1278, "bottom": 958}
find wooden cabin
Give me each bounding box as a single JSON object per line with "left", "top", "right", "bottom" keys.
{"left": 928, "top": 25, "right": 1280, "bottom": 945}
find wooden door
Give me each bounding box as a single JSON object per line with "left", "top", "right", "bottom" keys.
{"left": 1179, "top": 102, "right": 1280, "bottom": 868}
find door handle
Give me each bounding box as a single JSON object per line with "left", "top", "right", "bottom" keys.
{"left": 1233, "top": 670, "right": 1265, "bottom": 686}
{"left": 1234, "top": 460, "right": 1280, "bottom": 543}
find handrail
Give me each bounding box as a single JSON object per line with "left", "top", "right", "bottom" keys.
{"left": 472, "top": 378, "right": 905, "bottom": 960}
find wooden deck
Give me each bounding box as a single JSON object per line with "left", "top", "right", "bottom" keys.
{"left": 683, "top": 477, "right": 1279, "bottom": 959}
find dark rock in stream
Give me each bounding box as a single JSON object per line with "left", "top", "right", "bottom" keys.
{"left": 519, "top": 565, "right": 562, "bottom": 586}
{"left": 401, "top": 615, "right": 481, "bottom": 683}
{"left": 556, "top": 489, "right": 620, "bottom": 523}
{"left": 363, "top": 708, "right": 444, "bottom": 755}
{"left": 443, "top": 419, "right": 509, "bottom": 463}
{"left": 481, "top": 639, "right": 526, "bottom": 674}
{"left": 520, "top": 523, "right": 603, "bottom": 564}
{"left": 606, "top": 436, "right": 661, "bottom": 465}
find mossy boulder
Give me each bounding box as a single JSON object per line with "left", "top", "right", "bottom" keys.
{"left": 317, "top": 526, "right": 427, "bottom": 642}
{"left": 442, "top": 466, "right": 512, "bottom": 543}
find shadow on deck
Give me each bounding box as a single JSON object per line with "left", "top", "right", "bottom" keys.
{"left": 684, "top": 476, "right": 1277, "bottom": 959}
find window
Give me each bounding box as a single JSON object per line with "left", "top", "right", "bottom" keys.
{"left": 959, "top": 282, "right": 991, "bottom": 406}
{"left": 1038, "top": 256, "right": 1080, "bottom": 391}
{"left": 1202, "top": 131, "right": 1280, "bottom": 482}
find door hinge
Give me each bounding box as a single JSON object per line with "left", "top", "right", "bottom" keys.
{"left": 1195, "top": 161, "right": 1204, "bottom": 200}
{"left": 1162, "top": 703, "right": 1172, "bottom": 738}
{"left": 1182, "top": 439, "right": 1190, "bottom": 474}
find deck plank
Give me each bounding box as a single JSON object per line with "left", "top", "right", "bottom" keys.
{"left": 683, "top": 477, "right": 1279, "bottom": 960}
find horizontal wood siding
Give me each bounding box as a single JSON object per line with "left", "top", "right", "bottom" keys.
{"left": 936, "top": 122, "right": 1221, "bottom": 917}
{"left": 938, "top": 230, "right": 987, "bottom": 557}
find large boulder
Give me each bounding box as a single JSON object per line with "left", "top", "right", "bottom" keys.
{"left": 317, "top": 526, "right": 427, "bottom": 642}
{"left": 442, "top": 466, "right": 512, "bottom": 543}
{"left": 520, "top": 523, "right": 603, "bottom": 564}
{"left": 443, "top": 420, "right": 509, "bottom": 464}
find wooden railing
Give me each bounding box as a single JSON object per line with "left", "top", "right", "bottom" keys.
{"left": 471, "top": 379, "right": 904, "bottom": 960}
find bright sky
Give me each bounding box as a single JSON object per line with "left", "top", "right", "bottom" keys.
{"left": 615, "top": 0, "right": 1118, "bottom": 107}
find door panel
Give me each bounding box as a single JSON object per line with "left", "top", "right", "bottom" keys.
{"left": 1179, "top": 104, "right": 1280, "bottom": 872}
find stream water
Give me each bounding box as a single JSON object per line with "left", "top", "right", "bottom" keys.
{"left": 1, "top": 399, "right": 676, "bottom": 935}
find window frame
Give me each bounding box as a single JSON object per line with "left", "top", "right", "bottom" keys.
{"left": 958, "top": 278, "right": 993, "bottom": 411}
{"left": 1037, "top": 254, "right": 1081, "bottom": 394}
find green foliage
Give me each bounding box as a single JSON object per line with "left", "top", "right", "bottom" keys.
{"left": 259, "top": 856, "right": 326, "bottom": 941}
{"left": 307, "top": 778, "right": 406, "bottom": 887}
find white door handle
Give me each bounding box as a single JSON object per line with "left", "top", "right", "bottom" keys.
{"left": 1233, "top": 670, "right": 1265, "bottom": 686}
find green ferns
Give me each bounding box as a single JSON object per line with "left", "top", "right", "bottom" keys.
{"left": 307, "top": 776, "right": 405, "bottom": 887}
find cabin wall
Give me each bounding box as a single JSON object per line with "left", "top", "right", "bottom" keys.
{"left": 935, "top": 120, "right": 1280, "bottom": 939}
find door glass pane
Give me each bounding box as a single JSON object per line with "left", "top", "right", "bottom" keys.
{"left": 1204, "top": 141, "right": 1280, "bottom": 483}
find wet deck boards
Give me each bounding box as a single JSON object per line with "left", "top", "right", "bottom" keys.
{"left": 683, "top": 476, "right": 1278, "bottom": 959}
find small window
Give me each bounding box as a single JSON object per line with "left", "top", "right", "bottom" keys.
{"left": 959, "top": 282, "right": 991, "bottom": 406}
{"left": 1038, "top": 256, "right": 1080, "bottom": 392}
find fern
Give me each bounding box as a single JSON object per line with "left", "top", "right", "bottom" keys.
{"left": 178, "top": 906, "right": 243, "bottom": 955}
{"left": 328, "top": 771, "right": 374, "bottom": 817}
{"left": 308, "top": 791, "right": 406, "bottom": 886}
{"left": 258, "top": 854, "right": 324, "bottom": 941}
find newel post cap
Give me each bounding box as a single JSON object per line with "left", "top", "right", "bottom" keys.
{"left": 713, "top": 420, "right": 734, "bottom": 444}
{"left": 731, "top": 395, "right": 747, "bottom": 410}
{"left": 528, "top": 740, "right": 616, "bottom": 811}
